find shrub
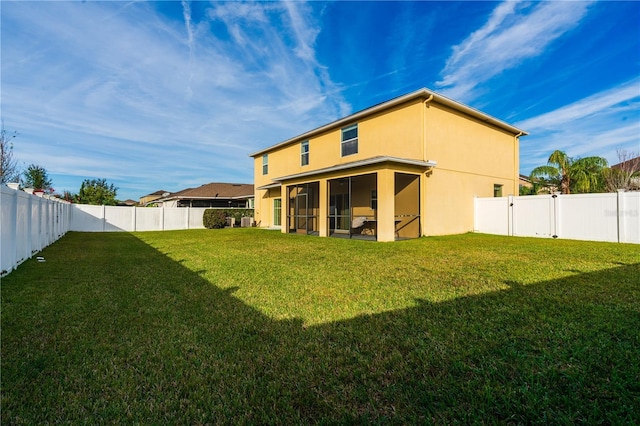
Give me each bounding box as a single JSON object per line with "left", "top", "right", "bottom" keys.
{"left": 203, "top": 209, "right": 227, "bottom": 229}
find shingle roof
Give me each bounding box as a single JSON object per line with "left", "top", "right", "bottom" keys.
{"left": 165, "top": 183, "right": 254, "bottom": 199}
{"left": 612, "top": 156, "right": 640, "bottom": 172}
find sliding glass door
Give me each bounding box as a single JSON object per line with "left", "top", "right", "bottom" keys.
{"left": 287, "top": 183, "right": 319, "bottom": 235}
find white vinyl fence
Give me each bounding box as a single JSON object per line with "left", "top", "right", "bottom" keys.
{"left": 474, "top": 191, "right": 640, "bottom": 244}
{"left": 70, "top": 205, "right": 209, "bottom": 232}
{"left": 2, "top": 184, "right": 256, "bottom": 275}
{"left": 1, "top": 184, "right": 71, "bottom": 276}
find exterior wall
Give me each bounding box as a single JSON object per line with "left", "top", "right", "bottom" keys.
{"left": 254, "top": 95, "right": 521, "bottom": 238}
{"left": 422, "top": 103, "right": 519, "bottom": 235}
{"left": 140, "top": 194, "right": 162, "bottom": 205}
{"left": 254, "top": 99, "right": 425, "bottom": 185}
{"left": 254, "top": 99, "right": 425, "bottom": 229}
{"left": 255, "top": 187, "right": 281, "bottom": 228}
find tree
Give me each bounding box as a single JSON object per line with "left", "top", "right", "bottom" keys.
{"left": 530, "top": 150, "right": 608, "bottom": 194}
{"left": 0, "top": 126, "right": 20, "bottom": 184}
{"left": 23, "top": 164, "right": 53, "bottom": 191}
{"left": 603, "top": 149, "right": 640, "bottom": 192}
{"left": 76, "top": 178, "right": 118, "bottom": 205}
{"left": 61, "top": 190, "right": 76, "bottom": 203}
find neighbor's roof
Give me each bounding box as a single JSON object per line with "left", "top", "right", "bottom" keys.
{"left": 160, "top": 183, "right": 254, "bottom": 200}
{"left": 612, "top": 156, "right": 640, "bottom": 172}
{"left": 143, "top": 189, "right": 167, "bottom": 197}
{"left": 249, "top": 88, "right": 528, "bottom": 157}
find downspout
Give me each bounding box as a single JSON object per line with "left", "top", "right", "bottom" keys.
{"left": 514, "top": 131, "right": 524, "bottom": 196}
{"left": 422, "top": 94, "right": 434, "bottom": 162}
{"left": 422, "top": 94, "right": 434, "bottom": 238}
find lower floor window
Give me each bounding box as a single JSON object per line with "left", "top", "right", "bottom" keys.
{"left": 273, "top": 198, "right": 281, "bottom": 226}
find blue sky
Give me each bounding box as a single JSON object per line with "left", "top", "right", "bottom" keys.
{"left": 1, "top": 0, "right": 638, "bottom": 201}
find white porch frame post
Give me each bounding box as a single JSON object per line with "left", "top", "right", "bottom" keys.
{"left": 377, "top": 168, "right": 395, "bottom": 242}
{"left": 318, "top": 179, "right": 328, "bottom": 237}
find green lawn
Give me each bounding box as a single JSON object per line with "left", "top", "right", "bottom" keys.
{"left": 2, "top": 229, "right": 639, "bottom": 424}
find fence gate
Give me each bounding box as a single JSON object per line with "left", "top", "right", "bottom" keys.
{"left": 475, "top": 191, "right": 639, "bottom": 244}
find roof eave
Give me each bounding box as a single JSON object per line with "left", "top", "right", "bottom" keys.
{"left": 249, "top": 88, "right": 528, "bottom": 157}
{"left": 268, "top": 156, "right": 437, "bottom": 183}
{"left": 158, "top": 194, "right": 253, "bottom": 201}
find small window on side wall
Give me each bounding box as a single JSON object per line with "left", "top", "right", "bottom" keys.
{"left": 301, "top": 141, "right": 309, "bottom": 166}
{"left": 494, "top": 184, "right": 503, "bottom": 197}
{"left": 341, "top": 124, "right": 358, "bottom": 157}
{"left": 262, "top": 154, "right": 268, "bottom": 175}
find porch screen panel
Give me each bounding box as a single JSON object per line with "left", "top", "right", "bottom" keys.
{"left": 328, "top": 179, "right": 351, "bottom": 235}
{"left": 350, "top": 174, "right": 377, "bottom": 238}
{"left": 328, "top": 173, "right": 377, "bottom": 238}
{"left": 288, "top": 186, "right": 297, "bottom": 233}
{"left": 395, "top": 173, "right": 420, "bottom": 239}
{"left": 287, "top": 183, "right": 319, "bottom": 234}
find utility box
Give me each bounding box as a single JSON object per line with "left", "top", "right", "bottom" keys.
{"left": 241, "top": 217, "right": 253, "bottom": 228}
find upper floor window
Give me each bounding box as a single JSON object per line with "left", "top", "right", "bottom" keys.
{"left": 341, "top": 124, "right": 358, "bottom": 157}
{"left": 301, "top": 141, "right": 309, "bottom": 166}
{"left": 262, "top": 154, "right": 268, "bottom": 175}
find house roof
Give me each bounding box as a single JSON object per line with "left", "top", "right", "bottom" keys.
{"left": 258, "top": 156, "right": 437, "bottom": 188}
{"left": 158, "top": 183, "right": 254, "bottom": 201}
{"left": 249, "top": 88, "right": 528, "bottom": 157}
{"left": 143, "top": 189, "right": 168, "bottom": 197}
{"left": 612, "top": 156, "right": 640, "bottom": 172}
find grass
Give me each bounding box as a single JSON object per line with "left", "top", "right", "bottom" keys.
{"left": 1, "top": 229, "right": 639, "bottom": 424}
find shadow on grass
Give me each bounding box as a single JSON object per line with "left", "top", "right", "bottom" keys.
{"left": 1, "top": 233, "right": 639, "bottom": 424}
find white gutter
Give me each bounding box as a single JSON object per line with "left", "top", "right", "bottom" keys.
{"left": 272, "top": 156, "right": 437, "bottom": 183}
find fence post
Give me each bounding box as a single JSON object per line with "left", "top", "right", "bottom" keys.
{"left": 617, "top": 189, "right": 625, "bottom": 243}
{"left": 26, "top": 193, "right": 33, "bottom": 258}
{"left": 507, "top": 195, "right": 514, "bottom": 236}
{"left": 473, "top": 196, "right": 478, "bottom": 232}
{"left": 37, "top": 197, "right": 43, "bottom": 248}
{"left": 552, "top": 193, "right": 560, "bottom": 239}
{"left": 10, "top": 189, "right": 18, "bottom": 271}
{"left": 46, "top": 199, "right": 51, "bottom": 244}
{"left": 186, "top": 207, "right": 190, "bottom": 230}
{"left": 132, "top": 206, "right": 137, "bottom": 232}
{"left": 161, "top": 207, "right": 165, "bottom": 231}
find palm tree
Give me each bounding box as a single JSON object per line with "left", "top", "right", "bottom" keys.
{"left": 530, "top": 150, "right": 608, "bottom": 194}
{"left": 571, "top": 156, "right": 608, "bottom": 193}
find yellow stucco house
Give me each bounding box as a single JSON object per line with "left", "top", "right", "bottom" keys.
{"left": 251, "top": 89, "right": 527, "bottom": 241}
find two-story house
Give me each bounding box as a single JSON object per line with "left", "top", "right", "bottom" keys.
{"left": 251, "top": 88, "right": 527, "bottom": 241}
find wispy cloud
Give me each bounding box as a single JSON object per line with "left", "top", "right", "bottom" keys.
{"left": 515, "top": 79, "right": 640, "bottom": 130}
{"left": 436, "top": 1, "right": 594, "bottom": 102}
{"left": 181, "top": 0, "right": 195, "bottom": 98}
{"left": 1, "top": 1, "right": 348, "bottom": 198}
{"left": 518, "top": 78, "right": 640, "bottom": 171}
